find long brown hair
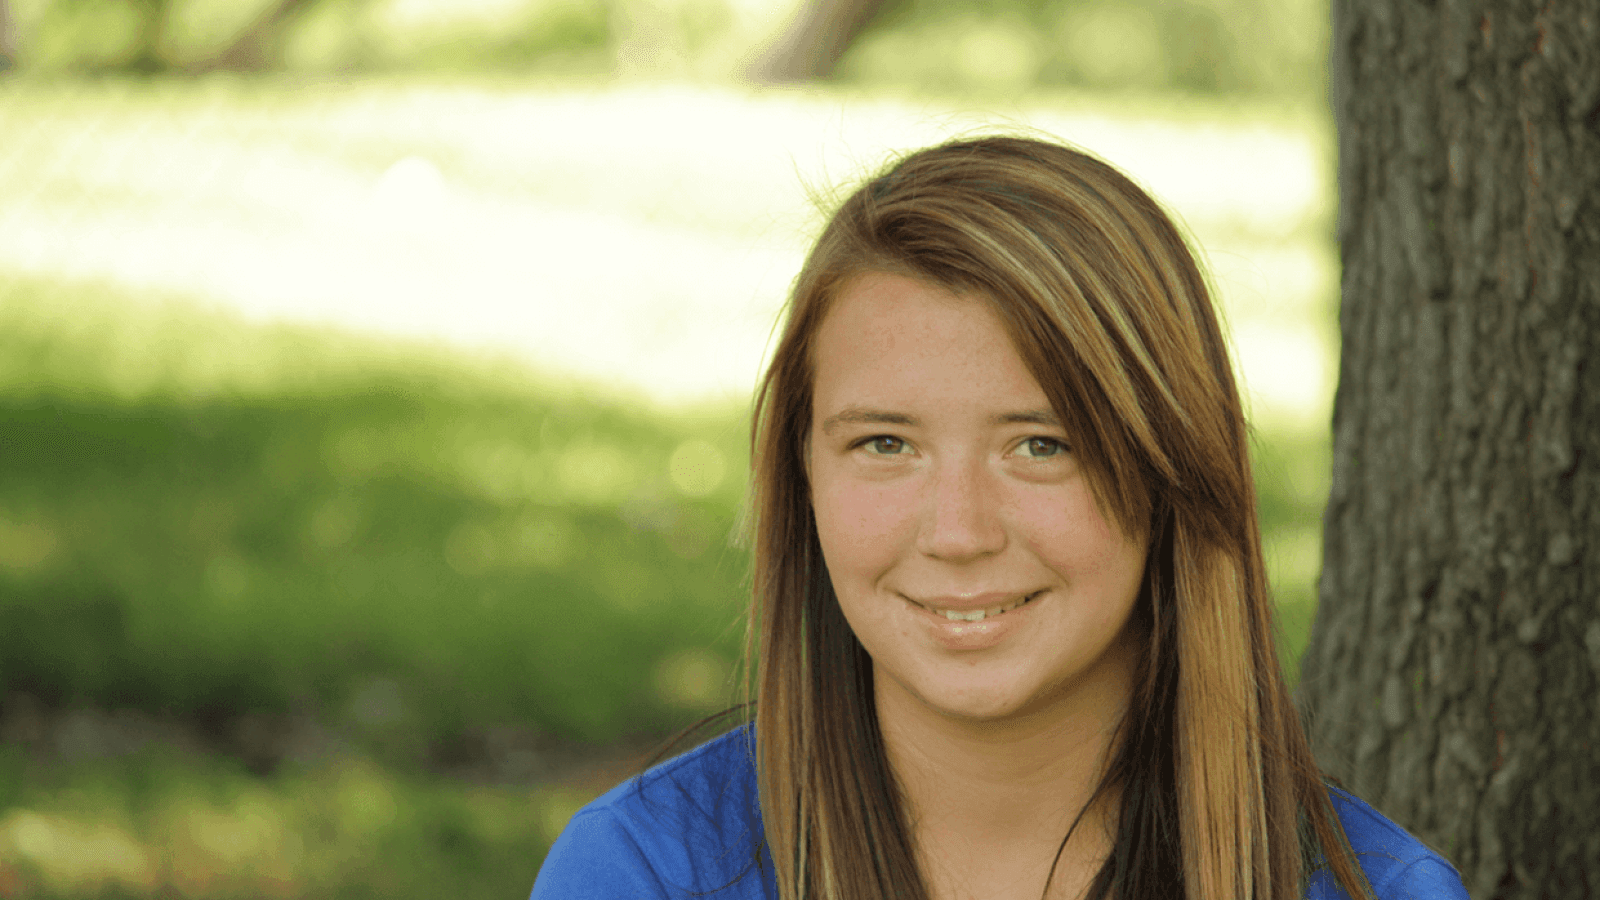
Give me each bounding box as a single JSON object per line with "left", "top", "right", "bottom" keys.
{"left": 745, "top": 135, "right": 1372, "bottom": 900}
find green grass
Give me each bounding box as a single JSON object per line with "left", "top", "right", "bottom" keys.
{"left": 0, "top": 275, "right": 752, "bottom": 749}
{"left": 0, "top": 741, "right": 569, "bottom": 899}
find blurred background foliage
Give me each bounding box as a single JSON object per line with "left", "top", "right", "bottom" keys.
{"left": 0, "top": 0, "right": 1333, "bottom": 896}
{"left": 0, "top": 276, "right": 749, "bottom": 743}
{"left": 0, "top": 0, "right": 1326, "bottom": 98}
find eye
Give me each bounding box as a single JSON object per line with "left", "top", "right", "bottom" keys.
{"left": 860, "top": 435, "right": 910, "bottom": 456}
{"left": 1016, "top": 437, "right": 1068, "bottom": 459}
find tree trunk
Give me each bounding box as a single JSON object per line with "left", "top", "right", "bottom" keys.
{"left": 189, "top": 0, "right": 323, "bottom": 73}
{"left": 1298, "top": 1, "right": 1600, "bottom": 898}
{"left": 124, "top": 0, "right": 172, "bottom": 73}
{"left": 0, "top": 0, "right": 16, "bottom": 72}
{"left": 747, "top": 0, "right": 894, "bottom": 82}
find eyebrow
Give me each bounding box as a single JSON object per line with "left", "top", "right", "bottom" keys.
{"left": 819, "top": 406, "right": 1062, "bottom": 434}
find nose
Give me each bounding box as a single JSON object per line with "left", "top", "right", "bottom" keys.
{"left": 915, "top": 455, "right": 1006, "bottom": 561}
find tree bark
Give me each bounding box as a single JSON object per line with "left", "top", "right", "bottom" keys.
{"left": 1299, "top": 1, "right": 1600, "bottom": 898}
{"left": 747, "top": 0, "right": 894, "bottom": 83}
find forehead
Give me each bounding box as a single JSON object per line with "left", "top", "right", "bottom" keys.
{"left": 809, "top": 272, "right": 1050, "bottom": 419}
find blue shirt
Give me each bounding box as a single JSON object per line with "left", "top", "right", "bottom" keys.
{"left": 532, "top": 725, "right": 1467, "bottom": 899}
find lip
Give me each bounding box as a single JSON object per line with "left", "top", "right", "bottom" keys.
{"left": 901, "top": 590, "right": 1044, "bottom": 651}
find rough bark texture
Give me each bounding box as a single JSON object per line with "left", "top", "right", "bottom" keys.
{"left": 1298, "top": 1, "right": 1600, "bottom": 898}
{"left": 747, "top": 0, "right": 893, "bottom": 82}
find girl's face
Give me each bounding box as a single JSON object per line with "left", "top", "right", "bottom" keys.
{"left": 807, "top": 272, "right": 1148, "bottom": 727}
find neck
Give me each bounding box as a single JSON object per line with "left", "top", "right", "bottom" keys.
{"left": 874, "top": 650, "right": 1136, "bottom": 898}
{"left": 879, "top": 687, "right": 1128, "bottom": 843}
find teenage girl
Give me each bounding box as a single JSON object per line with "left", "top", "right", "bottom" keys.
{"left": 531, "top": 136, "right": 1469, "bottom": 900}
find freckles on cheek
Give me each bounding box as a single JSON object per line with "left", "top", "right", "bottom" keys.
{"left": 843, "top": 487, "right": 907, "bottom": 543}
{"left": 815, "top": 484, "right": 904, "bottom": 572}
{"left": 1027, "top": 498, "right": 1129, "bottom": 567}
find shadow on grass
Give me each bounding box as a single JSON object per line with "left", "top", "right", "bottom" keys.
{"left": 0, "top": 371, "right": 752, "bottom": 757}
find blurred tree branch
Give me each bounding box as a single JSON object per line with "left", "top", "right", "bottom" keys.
{"left": 748, "top": 0, "right": 895, "bottom": 82}
{"left": 106, "top": 0, "right": 331, "bottom": 74}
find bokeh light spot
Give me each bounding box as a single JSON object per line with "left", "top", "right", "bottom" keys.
{"left": 667, "top": 439, "right": 724, "bottom": 497}
{"left": 0, "top": 810, "right": 153, "bottom": 894}
{"left": 369, "top": 156, "right": 449, "bottom": 227}
{"left": 335, "top": 765, "right": 399, "bottom": 836}
{"left": 0, "top": 516, "right": 61, "bottom": 573}
{"left": 516, "top": 514, "right": 575, "bottom": 568}
{"left": 652, "top": 649, "right": 727, "bottom": 710}
{"left": 558, "top": 442, "right": 630, "bottom": 504}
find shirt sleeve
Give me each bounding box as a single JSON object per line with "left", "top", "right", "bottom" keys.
{"left": 1369, "top": 856, "right": 1470, "bottom": 900}
{"left": 531, "top": 807, "right": 669, "bottom": 900}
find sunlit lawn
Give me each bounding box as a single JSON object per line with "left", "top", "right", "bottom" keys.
{"left": 0, "top": 75, "right": 1334, "bottom": 412}
{"left": 0, "top": 74, "right": 1334, "bottom": 897}
{"left": 1, "top": 273, "right": 750, "bottom": 895}
{"left": 0, "top": 738, "right": 632, "bottom": 899}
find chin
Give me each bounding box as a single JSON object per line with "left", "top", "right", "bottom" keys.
{"left": 911, "top": 681, "right": 1037, "bottom": 725}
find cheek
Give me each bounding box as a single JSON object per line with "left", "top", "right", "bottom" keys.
{"left": 811, "top": 477, "right": 913, "bottom": 576}
{"left": 1019, "top": 489, "right": 1135, "bottom": 571}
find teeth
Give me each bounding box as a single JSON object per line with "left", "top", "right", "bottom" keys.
{"left": 933, "top": 595, "right": 1032, "bottom": 622}
{"left": 942, "top": 609, "right": 989, "bottom": 621}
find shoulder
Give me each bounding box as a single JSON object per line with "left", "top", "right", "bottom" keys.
{"left": 1307, "top": 785, "right": 1469, "bottom": 900}
{"left": 530, "top": 724, "right": 773, "bottom": 900}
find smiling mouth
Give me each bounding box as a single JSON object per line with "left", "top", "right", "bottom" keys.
{"left": 911, "top": 592, "right": 1041, "bottom": 623}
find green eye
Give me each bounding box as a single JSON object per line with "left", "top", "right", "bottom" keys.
{"left": 864, "top": 436, "right": 908, "bottom": 455}
{"left": 1019, "top": 437, "right": 1067, "bottom": 458}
